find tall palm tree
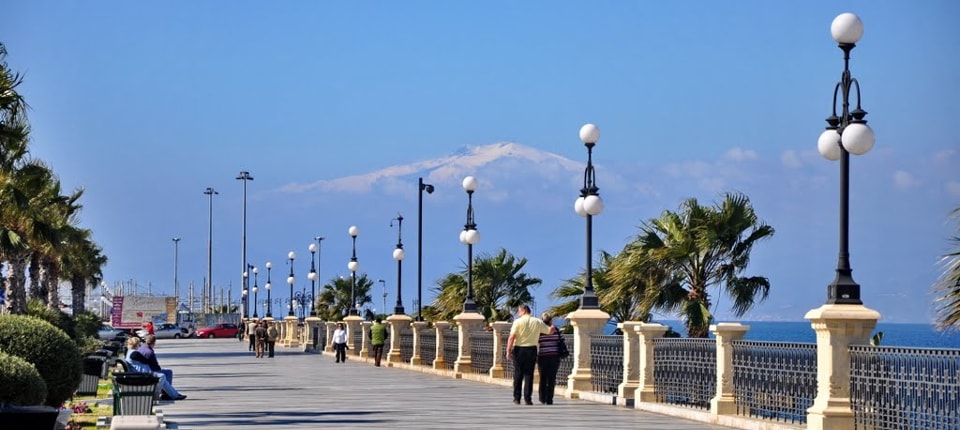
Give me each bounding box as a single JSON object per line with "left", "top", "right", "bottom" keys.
{"left": 317, "top": 274, "right": 373, "bottom": 321}
{"left": 428, "top": 248, "right": 540, "bottom": 323}
{"left": 615, "top": 192, "right": 775, "bottom": 337}
{"left": 548, "top": 250, "right": 652, "bottom": 323}
{"left": 934, "top": 206, "right": 960, "bottom": 332}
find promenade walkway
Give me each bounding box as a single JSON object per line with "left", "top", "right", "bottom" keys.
{"left": 152, "top": 338, "right": 729, "bottom": 429}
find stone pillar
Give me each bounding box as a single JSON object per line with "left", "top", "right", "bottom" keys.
{"left": 489, "top": 321, "right": 510, "bottom": 378}
{"left": 410, "top": 321, "right": 428, "bottom": 365}
{"left": 805, "top": 304, "right": 880, "bottom": 430}
{"left": 343, "top": 315, "right": 363, "bottom": 355}
{"left": 710, "top": 322, "right": 750, "bottom": 415}
{"left": 359, "top": 321, "right": 372, "bottom": 358}
{"left": 616, "top": 321, "right": 645, "bottom": 405}
{"left": 282, "top": 316, "right": 299, "bottom": 348}
{"left": 386, "top": 314, "right": 412, "bottom": 365}
{"left": 564, "top": 308, "right": 610, "bottom": 398}
{"left": 633, "top": 322, "right": 669, "bottom": 403}
{"left": 432, "top": 321, "right": 450, "bottom": 369}
{"left": 324, "top": 322, "right": 336, "bottom": 353}
{"left": 302, "top": 316, "right": 322, "bottom": 352}
{"left": 452, "top": 312, "right": 485, "bottom": 375}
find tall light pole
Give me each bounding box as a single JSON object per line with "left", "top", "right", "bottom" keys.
{"left": 308, "top": 240, "right": 322, "bottom": 317}
{"left": 265, "top": 262, "right": 273, "bottom": 318}
{"left": 286, "top": 251, "right": 296, "bottom": 317}
{"left": 391, "top": 214, "right": 406, "bottom": 315}
{"left": 816, "top": 12, "right": 875, "bottom": 305}
{"left": 172, "top": 237, "right": 181, "bottom": 303}
{"left": 347, "top": 226, "right": 360, "bottom": 316}
{"left": 459, "top": 176, "right": 479, "bottom": 313}
{"left": 417, "top": 177, "right": 434, "bottom": 321}
{"left": 236, "top": 171, "right": 254, "bottom": 319}
{"left": 250, "top": 265, "right": 259, "bottom": 318}
{"left": 378, "top": 279, "right": 386, "bottom": 316}
{"left": 575, "top": 124, "right": 603, "bottom": 309}
{"left": 203, "top": 187, "right": 218, "bottom": 313}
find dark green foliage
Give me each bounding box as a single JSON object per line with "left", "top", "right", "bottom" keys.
{"left": 0, "top": 350, "right": 47, "bottom": 407}
{"left": 71, "top": 311, "right": 100, "bottom": 340}
{"left": 0, "top": 315, "right": 81, "bottom": 407}
{"left": 26, "top": 299, "right": 76, "bottom": 339}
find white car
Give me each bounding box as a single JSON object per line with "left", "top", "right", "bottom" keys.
{"left": 97, "top": 324, "right": 125, "bottom": 340}
{"left": 136, "top": 323, "right": 192, "bottom": 339}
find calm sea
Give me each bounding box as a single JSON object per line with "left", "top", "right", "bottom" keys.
{"left": 648, "top": 320, "right": 960, "bottom": 349}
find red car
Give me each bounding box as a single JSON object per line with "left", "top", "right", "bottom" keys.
{"left": 194, "top": 323, "right": 240, "bottom": 338}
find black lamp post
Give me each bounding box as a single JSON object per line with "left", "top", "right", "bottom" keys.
{"left": 236, "top": 171, "right": 253, "bottom": 319}
{"left": 309, "top": 238, "right": 323, "bottom": 317}
{"left": 286, "top": 252, "right": 296, "bottom": 317}
{"left": 417, "top": 177, "right": 434, "bottom": 321}
{"left": 264, "top": 262, "right": 273, "bottom": 318}
{"left": 172, "top": 237, "right": 180, "bottom": 304}
{"left": 203, "top": 187, "right": 218, "bottom": 313}
{"left": 816, "top": 12, "right": 875, "bottom": 305}
{"left": 294, "top": 288, "right": 313, "bottom": 321}
{"left": 391, "top": 214, "right": 406, "bottom": 315}
{"left": 459, "top": 176, "right": 479, "bottom": 313}
{"left": 575, "top": 124, "right": 603, "bottom": 309}
{"left": 251, "top": 266, "right": 259, "bottom": 318}
{"left": 348, "top": 226, "right": 360, "bottom": 316}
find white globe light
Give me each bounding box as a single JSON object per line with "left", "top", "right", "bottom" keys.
{"left": 348, "top": 261, "right": 359, "bottom": 272}
{"left": 288, "top": 251, "right": 296, "bottom": 260}
{"left": 242, "top": 271, "right": 248, "bottom": 278}
{"left": 393, "top": 248, "right": 405, "bottom": 261}
{"left": 252, "top": 286, "right": 258, "bottom": 293}
{"left": 265, "top": 262, "right": 272, "bottom": 269}
{"left": 252, "top": 267, "right": 258, "bottom": 274}
{"left": 464, "top": 229, "right": 480, "bottom": 245}
{"left": 817, "top": 129, "right": 842, "bottom": 161}
{"left": 583, "top": 195, "right": 604, "bottom": 216}
{"left": 841, "top": 123, "right": 875, "bottom": 155}
{"left": 579, "top": 123, "right": 600, "bottom": 144}
{"left": 459, "top": 230, "right": 468, "bottom": 244}
{"left": 242, "top": 289, "right": 248, "bottom": 296}
{"left": 265, "top": 282, "right": 271, "bottom": 290}
{"left": 574, "top": 197, "right": 587, "bottom": 217}
{"left": 348, "top": 225, "right": 359, "bottom": 237}
{"left": 309, "top": 243, "right": 317, "bottom": 253}
{"left": 831, "top": 13, "right": 863, "bottom": 44}
{"left": 462, "top": 176, "right": 478, "bottom": 192}
{"left": 286, "top": 276, "right": 295, "bottom": 285}
{"left": 308, "top": 272, "right": 317, "bottom": 281}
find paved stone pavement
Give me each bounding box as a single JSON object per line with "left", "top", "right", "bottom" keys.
{"left": 150, "top": 338, "right": 730, "bottom": 429}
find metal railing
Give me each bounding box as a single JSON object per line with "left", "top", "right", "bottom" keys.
{"left": 352, "top": 330, "right": 363, "bottom": 355}
{"left": 732, "top": 340, "right": 817, "bottom": 424}
{"left": 850, "top": 345, "right": 960, "bottom": 430}
{"left": 590, "top": 334, "right": 623, "bottom": 393}
{"left": 555, "top": 334, "right": 574, "bottom": 387}
{"left": 399, "top": 332, "right": 414, "bottom": 363}
{"left": 499, "top": 329, "right": 515, "bottom": 380}
{"left": 470, "top": 331, "right": 494, "bottom": 375}
{"left": 420, "top": 330, "right": 436, "bottom": 367}
{"left": 441, "top": 330, "right": 458, "bottom": 370}
{"left": 653, "top": 338, "right": 716, "bottom": 409}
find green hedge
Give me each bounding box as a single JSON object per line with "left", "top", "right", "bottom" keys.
{"left": 0, "top": 315, "right": 81, "bottom": 407}
{"left": 0, "top": 350, "right": 47, "bottom": 407}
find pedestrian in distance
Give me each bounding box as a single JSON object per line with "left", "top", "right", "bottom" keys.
{"left": 266, "top": 320, "right": 279, "bottom": 358}
{"left": 332, "top": 322, "right": 348, "bottom": 363}
{"left": 506, "top": 304, "right": 550, "bottom": 405}
{"left": 537, "top": 313, "right": 563, "bottom": 405}
{"left": 369, "top": 318, "right": 389, "bottom": 367}
{"left": 247, "top": 319, "right": 257, "bottom": 351}
{"left": 254, "top": 321, "right": 267, "bottom": 358}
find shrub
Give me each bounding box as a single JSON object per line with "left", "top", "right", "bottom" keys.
{"left": 72, "top": 311, "right": 101, "bottom": 340}
{"left": 0, "top": 315, "right": 81, "bottom": 407}
{"left": 27, "top": 299, "right": 76, "bottom": 340}
{"left": 0, "top": 350, "right": 48, "bottom": 407}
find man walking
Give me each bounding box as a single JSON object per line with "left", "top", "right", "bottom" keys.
{"left": 247, "top": 319, "right": 257, "bottom": 351}
{"left": 505, "top": 304, "right": 549, "bottom": 405}
{"left": 369, "top": 318, "right": 389, "bottom": 367}
{"left": 266, "top": 320, "right": 279, "bottom": 358}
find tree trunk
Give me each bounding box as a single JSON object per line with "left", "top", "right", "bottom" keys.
{"left": 4, "top": 255, "right": 28, "bottom": 314}
{"left": 43, "top": 257, "right": 59, "bottom": 310}
{"left": 70, "top": 275, "right": 85, "bottom": 317}
{"left": 28, "top": 251, "right": 44, "bottom": 302}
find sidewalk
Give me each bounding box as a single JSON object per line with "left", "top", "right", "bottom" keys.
{"left": 154, "top": 338, "right": 728, "bottom": 429}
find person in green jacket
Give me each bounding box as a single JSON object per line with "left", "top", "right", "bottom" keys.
{"left": 369, "top": 318, "right": 389, "bottom": 367}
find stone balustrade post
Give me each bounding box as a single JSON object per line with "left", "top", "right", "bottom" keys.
{"left": 616, "top": 321, "right": 645, "bottom": 406}
{"left": 710, "top": 322, "right": 750, "bottom": 415}
{"left": 386, "top": 314, "right": 412, "bottom": 364}
{"left": 565, "top": 308, "right": 610, "bottom": 398}
{"left": 343, "top": 315, "right": 363, "bottom": 355}
{"left": 410, "top": 321, "right": 428, "bottom": 365}
{"left": 805, "top": 304, "right": 880, "bottom": 430}
{"left": 432, "top": 321, "right": 450, "bottom": 369}
{"left": 634, "top": 322, "right": 669, "bottom": 403}
{"left": 359, "top": 321, "right": 372, "bottom": 358}
{"left": 302, "top": 316, "right": 322, "bottom": 352}
{"left": 324, "top": 322, "right": 336, "bottom": 353}
{"left": 452, "top": 312, "right": 485, "bottom": 375}
{"left": 282, "top": 316, "right": 299, "bottom": 348}
{"left": 489, "top": 321, "right": 511, "bottom": 378}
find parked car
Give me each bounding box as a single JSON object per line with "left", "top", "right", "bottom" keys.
{"left": 136, "top": 323, "right": 191, "bottom": 339}
{"left": 195, "top": 323, "right": 240, "bottom": 338}
{"left": 97, "top": 324, "right": 126, "bottom": 340}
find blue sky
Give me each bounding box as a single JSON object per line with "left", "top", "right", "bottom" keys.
{"left": 3, "top": 1, "right": 958, "bottom": 323}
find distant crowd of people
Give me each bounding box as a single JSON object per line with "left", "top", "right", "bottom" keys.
{"left": 239, "top": 319, "right": 279, "bottom": 358}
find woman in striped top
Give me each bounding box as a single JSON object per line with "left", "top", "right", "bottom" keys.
{"left": 537, "top": 313, "right": 563, "bottom": 405}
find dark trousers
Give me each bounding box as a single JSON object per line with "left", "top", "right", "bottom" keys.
{"left": 537, "top": 355, "right": 560, "bottom": 404}
{"left": 267, "top": 341, "right": 276, "bottom": 358}
{"left": 334, "top": 343, "right": 347, "bottom": 362}
{"left": 512, "top": 346, "right": 538, "bottom": 402}
{"left": 248, "top": 334, "right": 256, "bottom": 351}
{"left": 372, "top": 343, "right": 385, "bottom": 366}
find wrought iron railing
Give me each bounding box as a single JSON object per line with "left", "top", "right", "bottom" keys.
{"left": 441, "top": 330, "right": 458, "bottom": 370}
{"left": 732, "top": 340, "right": 817, "bottom": 424}
{"left": 590, "top": 334, "right": 624, "bottom": 393}
{"left": 653, "top": 338, "right": 716, "bottom": 409}
{"left": 352, "top": 330, "right": 363, "bottom": 355}
{"left": 420, "top": 330, "right": 436, "bottom": 367}
{"left": 470, "top": 331, "right": 494, "bottom": 375}
{"left": 399, "top": 332, "right": 414, "bottom": 363}
{"left": 555, "top": 334, "right": 574, "bottom": 387}
{"left": 851, "top": 345, "right": 960, "bottom": 430}
{"left": 499, "top": 329, "right": 515, "bottom": 380}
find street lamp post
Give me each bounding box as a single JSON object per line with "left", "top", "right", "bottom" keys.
{"left": 391, "top": 214, "right": 406, "bottom": 315}
{"left": 574, "top": 124, "right": 604, "bottom": 309}
{"left": 816, "top": 12, "right": 875, "bottom": 305}
{"left": 251, "top": 266, "right": 259, "bottom": 318}
{"left": 264, "top": 262, "right": 273, "bottom": 318}
{"left": 294, "top": 288, "right": 313, "bottom": 321}
{"left": 348, "top": 226, "right": 360, "bottom": 316}
{"left": 459, "top": 176, "right": 480, "bottom": 313}
{"left": 236, "top": 171, "right": 254, "bottom": 319}
{"left": 378, "top": 279, "right": 386, "bottom": 317}
{"left": 308, "top": 239, "right": 322, "bottom": 317}
{"left": 172, "top": 237, "right": 180, "bottom": 303}
{"left": 417, "top": 177, "right": 434, "bottom": 321}
{"left": 203, "top": 187, "right": 218, "bottom": 314}
{"left": 286, "top": 252, "right": 296, "bottom": 317}
{"left": 242, "top": 270, "right": 249, "bottom": 318}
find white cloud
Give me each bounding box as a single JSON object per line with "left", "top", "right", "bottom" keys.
{"left": 780, "top": 150, "right": 803, "bottom": 169}
{"left": 933, "top": 149, "right": 956, "bottom": 165}
{"left": 663, "top": 160, "right": 712, "bottom": 178}
{"left": 946, "top": 181, "right": 960, "bottom": 197}
{"left": 893, "top": 170, "right": 922, "bottom": 191}
{"left": 725, "top": 147, "right": 759, "bottom": 162}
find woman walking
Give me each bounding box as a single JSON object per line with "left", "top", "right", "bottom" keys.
{"left": 332, "top": 322, "right": 348, "bottom": 363}
{"left": 537, "top": 313, "right": 563, "bottom": 405}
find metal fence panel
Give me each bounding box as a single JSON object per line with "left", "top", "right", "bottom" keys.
{"left": 733, "top": 340, "right": 817, "bottom": 424}
{"left": 420, "top": 331, "right": 436, "bottom": 367}
{"left": 400, "top": 332, "right": 414, "bottom": 363}
{"left": 441, "top": 330, "right": 458, "bottom": 370}
{"left": 653, "top": 338, "right": 716, "bottom": 409}
{"left": 470, "top": 331, "right": 494, "bottom": 375}
{"left": 590, "top": 334, "right": 624, "bottom": 393}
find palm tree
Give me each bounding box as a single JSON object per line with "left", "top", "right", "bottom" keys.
{"left": 934, "top": 207, "right": 960, "bottom": 332}
{"left": 428, "top": 248, "right": 540, "bottom": 322}
{"left": 548, "top": 251, "right": 652, "bottom": 323}
{"left": 614, "top": 192, "right": 775, "bottom": 337}
{"left": 317, "top": 274, "right": 373, "bottom": 321}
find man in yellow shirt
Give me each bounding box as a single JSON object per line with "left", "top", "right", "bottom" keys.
{"left": 506, "top": 304, "right": 550, "bottom": 405}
